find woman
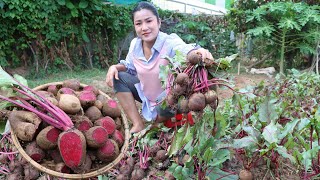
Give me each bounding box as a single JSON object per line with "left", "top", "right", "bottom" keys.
{"left": 106, "top": 1, "right": 213, "bottom": 133}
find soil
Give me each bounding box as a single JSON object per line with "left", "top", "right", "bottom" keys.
{"left": 217, "top": 73, "right": 274, "bottom": 101}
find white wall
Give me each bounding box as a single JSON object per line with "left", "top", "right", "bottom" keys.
{"left": 152, "top": 0, "right": 227, "bottom": 16}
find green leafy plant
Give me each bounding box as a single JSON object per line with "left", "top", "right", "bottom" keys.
{"left": 223, "top": 69, "right": 320, "bottom": 179}
{"left": 159, "top": 10, "right": 237, "bottom": 59}
{"left": 245, "top": 2, "right": 320, "bottom": 74}
{"left": 0, "top": 0, "right": 133, "bottom": 75}
{"left": 167, "top": 108, "right": 237, "bottom": 179}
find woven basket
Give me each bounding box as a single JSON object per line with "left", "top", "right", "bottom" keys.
{"left": 11, "top": 82, "right": 130, "bottom": 179}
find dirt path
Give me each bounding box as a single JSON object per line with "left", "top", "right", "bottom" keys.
{"left": 218, "top": 73, "right": 272, "bottom": 101}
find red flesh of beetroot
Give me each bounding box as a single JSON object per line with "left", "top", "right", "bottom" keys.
{"left": 92, "top": 128, "right": 108, "bottom": 144}
{"left": 102, "top": 99, "right": 121, "bottom": 118}
{"left": 83, "top": 85, "right": 99, "bottom": 95}
{"left": 60, "top": 164, "right": 70, "bottom": 173}
{"left": 112, "top": 130, "right": 124, "bottom": 147}
{"left": 47, "top": 128, "right": 60, "bottom": 143}
{"left": 97, "top": 139, "right": 119, "bottom": 162}
{"left": 108, "top": 100, "right": 117, "bottom": 108}
{"left": 95, "top": 116, "right": 116, "bottom": 135}
{"left": 79, "top": 91, "right": 96, "bottom": 101}
{"left": 26, "top": 142, "right": 45, "bottom": 162}
{"left": 76, "top": 120, "right": 93, "bottom": 132}
{"left": 100, "top": 140, "right": 114, "bottom": 154}
{"left": 58, "top": 130, "right": 86, "bottom": 168}
{"left": 79, "top": 91, "right": 97, "bottom": 107}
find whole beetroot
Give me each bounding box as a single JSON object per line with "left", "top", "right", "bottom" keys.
{"left": 25, "top": 142, "right": 45, "bottom": 163}
{"left": 155, "top": 150, "right": 168, "bottom": 162}
{"left": 172, "top": 84, "right": 187, "bottom": 96}
{"left": 47, "top": 85, "right": 58, "bottom": 96}
{"left": 83, "top": 85, "right": 99, "bottom": 96}
{"left": 178, "top": 97, "right": 189, "bottom": 113}
{"left": 85, "top": 106, "right": 102, "bottom": 121}
{"left": 78, "top": 90, "right": 97, "bottom": 108}
{"left": 119, "top": 164, "right": 133, "bottom": 176}
{"left": 102, "top": 100, "right": 121, "bottom": 118}
{"left": 131, "top": 168, "right": 146, "bottom": 180}
{"left": 188, "top": 93, "right": 206, "bottom": 111}
{"left": 116, "top": 174, "right": 129, "bottom": 180}
{"left": 62, "top": 79, "right": 80, "bottom": 91}
{"left": 175, "top": 72, "right": 189, "bottom": 85}
{"left": 56, "top": 87, "right": 75, "bottom": 100}
{"left": 112, "top": 129, "right": 124, "bottom": 147}
{"left": 187, "top": 50, "right": 202, "bottom": 65}
{"left": 204, "top": 90, "right": 218, "bottom": 104}
{"left": 97, "top": 139, "right": 119, "bottom": 162}
{"left": 24, "top": 163, "right": 40, "bottom": 180}
{"left": 95, "top": 116, "right": 116, "bottom": 135}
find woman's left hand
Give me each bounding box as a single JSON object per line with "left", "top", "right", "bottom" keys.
{"left": 194, "top": 48, "right": 213, "bottom": 61}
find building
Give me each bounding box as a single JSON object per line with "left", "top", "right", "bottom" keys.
{"left": 152, "top": 0, "right": 228, "bottom": 15}
{"left": 108, "top": 0, "right": 229, "bottom": 15}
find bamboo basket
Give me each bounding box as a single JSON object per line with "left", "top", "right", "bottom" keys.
{"left": 11, "top": 82, "right": 130, "bottom": 179}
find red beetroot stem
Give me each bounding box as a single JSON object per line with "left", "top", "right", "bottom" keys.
{"left": 139, "top": 145, "right": 149, "bottom": 169}
{"left": 14, "top": 87, "right": 73, "bottom": 127}
{"left": 0, "top": 132, "right": 9, "bottom": 144}
{"left": 202, "top": 68, "right": 209, "bottom": 91}
{"left": 12, "top": 81, "right": 74, "bottom": 128}
{"left": 166, "top": 74, "right": 174, "bottom": 93}
{"left": 184, "top": 65, "right": 195, "bottom": 74}
{"left": 16, "top": 97, "right": 36, "bottom": 109}
{"left": 0, "top": 95, "right": 65, "bottom": 130}
{"left": 12, "top": 87, "right": 73, "bottom": 129}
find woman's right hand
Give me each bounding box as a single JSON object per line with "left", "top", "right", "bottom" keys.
{"left": 105, "top": 65, "right": 119, "bottom": 87}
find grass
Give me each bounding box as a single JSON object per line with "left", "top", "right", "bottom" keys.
{"left": 27, "top": 68, "right": 107, "bottom": 88}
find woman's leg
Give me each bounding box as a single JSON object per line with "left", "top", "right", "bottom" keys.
{"left": 113, "top": 72, "right": 144, "bottom": 133}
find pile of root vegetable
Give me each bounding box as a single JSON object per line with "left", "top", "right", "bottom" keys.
{"left": 0, "top": 75, "right": 126, "bottom": 179}
{"left": 106, "top": 126, "right": 178, "bottom": 180}
{"left": 0, "top": 132, "right": 53, "bottom": 180}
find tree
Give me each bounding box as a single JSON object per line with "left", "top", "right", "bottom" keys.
{"left": 245, "top": 2, "right": 320, "bottom": 75}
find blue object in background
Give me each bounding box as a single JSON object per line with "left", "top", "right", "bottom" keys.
{"left": 104, "top": 0, "right": 142, "bottom": 5}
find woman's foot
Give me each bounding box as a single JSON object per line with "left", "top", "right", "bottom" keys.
{"left": 130, "top": 122, "right": 145, "bottom": 133}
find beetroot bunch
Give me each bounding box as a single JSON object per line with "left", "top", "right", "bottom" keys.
{"left": 164, "top": 51, "right": 225, "bottom": 113}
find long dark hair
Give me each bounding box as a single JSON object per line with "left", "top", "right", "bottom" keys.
{"left": 131, "top": 1, "right": 159, "bottom": 22}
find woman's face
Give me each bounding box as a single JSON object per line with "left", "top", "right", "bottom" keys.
{"left": 133, "top": 9, "right": 160, "bottom": 44}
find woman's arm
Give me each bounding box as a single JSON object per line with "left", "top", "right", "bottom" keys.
{"left": 105, "top": 38, "right": 138, "bottom": 87}
{"left": 167, "top": 33, "right": 213, "bottom": 60}
{"left": 105, "top": 64, "right": 126, "bottom": 87}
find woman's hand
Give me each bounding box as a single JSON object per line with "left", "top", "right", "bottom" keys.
{"left": 105, "top": 65, "right": 119, "bottom": 87}
{"left": 194, "top": 48, "right": 213, "bottom": 60}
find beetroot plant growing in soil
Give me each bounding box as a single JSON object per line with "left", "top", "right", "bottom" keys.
{"left": 223, "top": 69, "right": 320, "bottom": 179}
